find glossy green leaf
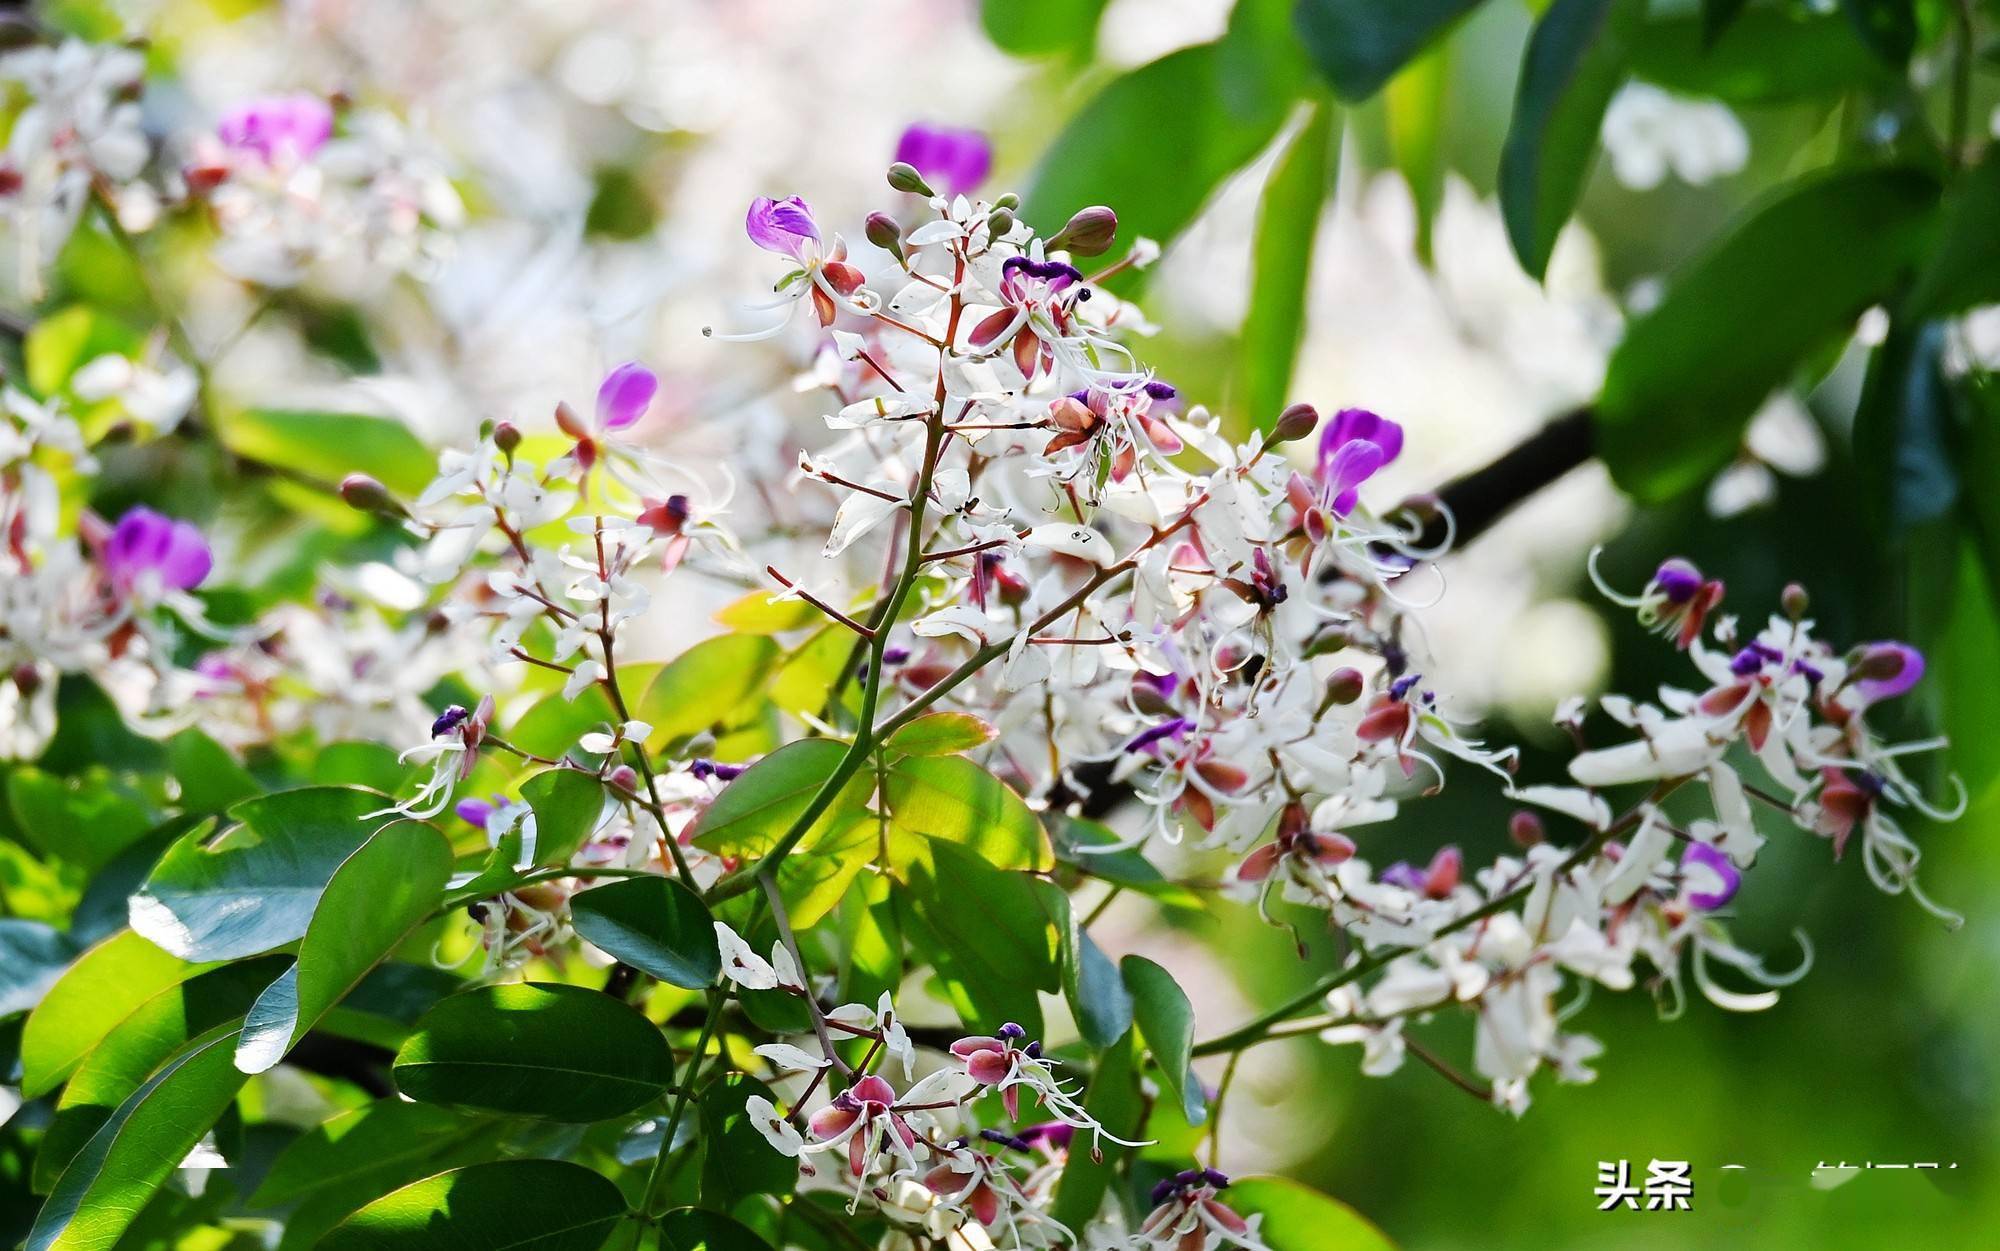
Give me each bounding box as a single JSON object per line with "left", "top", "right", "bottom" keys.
{"left": 980, "top": 0, "right": 1107, "bottom": 58}
{"left": 1050, "top": 1034, "right": 1141, "bottom": 1229}
{"left": 519, "top": 768, "right": 605, "bottom": 867}
{"left": 1908, "top": 151, "right": 2000, "bottom": 319}
{"left": 166, "top": 729, "right": 260, "bottom": 814}
{"left": 881, "top": 711, "right": 998, "bottom": 757}
{"left": 1500, "top": 0, "right": 1642, "bottom": 280}
{"left": 318, "top": 1160, "right": 627, "bottom": 1251}
{"left": 22, "top": 930, "right": 208, "bottom": 1098}
{"left": 6, "top": 768, "right": 155, "bottom": 872}
{"left": 29, "top": 1027, "right": 251, "bottom": 1251}
{"left": 221, "top": 408, "right": 434, "bottom": 495}
{"left": 392, "top": 983, "right": 673, "bottom": 1121}
{"left": 130, "top": 787, "right": 395, "bottom": 961}
{"left": 699, "top": 1075, "right": 797, "bottom": 1206}
{"left": 776, "top": 810, "right": 878, "bottom": 930}
{"left": 1384, "top": 45, "right": 1446, "bottom": 262}
{"left": 1041, "top": 882, "right": 1132, "bottom": 1050}
{"left": 569, "top": 875, "right": 719, "bottom": 989}
{"left": 904, "top": 840, "right": 1058, "bottom": 1035}
{"left": 881, "top": 754, "right": 1049, "bottom": 871}
{"left": 1122, "top": 954, "right": 1205, "bottom": 1126}
{"left": 689, "top": 738, "right": 864, "bottom": 857}
{"left": 1227, "top": 1176, "right": 1398, "bottom": 1251}
{"left": 639, "top": 634, "right": 780, "bottom": 746}
{"left": 251, "top": 1102, "right": 482, "bottom": 1208}
{"left": 1293, "top": 0, "right": 1484, "bottom": 101}
{"left": 0, "top": 919, "right": 79, "bottom": 1017}
{"left": 1632, "top": 10, "right": 1889, "bottom": 104}
{"left": 505, "top": 683, "right": 617, "bottom": 761}
{"left": 236, "top": 819, "right": 453, "bottom": 1073}
{"left": 1240, "top": 103, "right": 1335, "bottom": 435}
{"left": 1596, "top": 166, "right": 1940, "bottom": 502}
{"left": 1854, "top": 320, "right": 1960, "bottom": 537}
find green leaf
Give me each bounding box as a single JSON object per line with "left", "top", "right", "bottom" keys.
{"left": 1226, "top": 1176, "right": 1397, "bottom": 1251}
{"left": 713, "top": 590, "right": 822, "bottom": 635}
{"left": 1240, "top": 103, "right": 1336, "bottom": 435}
{"left": 1050, "top": 1034, "right": 1141, "bottom": 1229}
{"left": 882, "top": 711, "right": 998, "bottom": 757}
{"left": 689, "top": 739, "right": 864, "bottom": 857}
{"left": 979, "top": 0, "right": 1107, "bottom": 58}
{"left": 1023, "top": 34, "right": 1295, "bottom": 272}
{"left": 519, "top": 769, "right": 605, "bottom": 867}
{"left": 1700, "top": 0, "right": 1749, "bottom": 45}
{"left": 130, "top": 787, "right": 395, "bottom": 961}
{"left": 1040, "top": 882, "right": 1132, "bottom": 1050}
{"left": 1384, "top": 45, "right": 1446, "bottom": 262}
{"left": 28, "top": 1027, "right": 251, "bottom": 1251}
{"left": 392, "top": 983, "right": 673, "bottom": 1121}
{"left": 250, "top": 1102, "right": 482, "bottom": 1208}
{"left": 638, "top": 635, "right": 780, "bottom": 747}
{"left": 0, "top": 919, "right": 79, "bottom": 1017}
{"left": 23, "top": 305, "right": 142, "bottom": 397}
{"left": 22, "top": 930, "right": 209, "bottom": 1098}
{"left": 1854, "top": 320, "right": 1960, "bottom": 536}
{"left": 220, "top": 408, "right": 434, "bottom": 496}
{"left": 7, "top": 768, "right": 155, "bottom": 872}
{"left": 1499, "top": 0, "right": 1642, "bottom": 280}
{"left": 698, "top": 1075, "right": 797, "bottom": 1206}
{"left": 1053, "top": 818, "right": 1203, "bottom": 911}
{"left": 1908, "top": 151, "right": 2000, "bottom": 318}
{"left": 881, "top": 754, "right": 1049, "bottom": 871}
{"left": 318, "top": 1160, "right": 627, "bottom": 1251}
{"left": 904, "top": 840, "right": 1058, "bottom": 1035}
{"left": 1632, "top": 9, "right": 1889, "bottom": 104}
{"left": 236, "top": 819, "right": 453, "bottom": 1073}
{"left": 166, "top": 730, "right": 260, "bottom": 814}
{"left": 569, "top": 875, "right": 719, "bottom": 989}
{"left": 1121, "top": 954, "right": 1204, "bottom": 1126}
{"left": 1838, "top": 0, "right": 1915, "bottom": 66}
{"left": 1293, "top": 0, "right": 1484, "bottom": 101}
{"left": 1596, "top": 166, "right": 1940, "bottom": 502}
{"left": 36, "top": 958, "right": 286, "bottom": 1194}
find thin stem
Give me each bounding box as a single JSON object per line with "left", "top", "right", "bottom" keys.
{"left": 761, "top": 873, "right": 851, "bottom": 1076}
{"left": 766, "top": 566, "right": 876, "bottom": 639}
{"left": 641, "top": 989, "right": 725, "bottom": 1219}
{"left": 1403, "top": 1034, "right": 1493, "bottom": 1104}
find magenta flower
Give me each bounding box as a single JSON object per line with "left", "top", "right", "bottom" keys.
{"left": 1680, "top": 841, "right": 1741, "bottom": 911}
{"left": 745, "top": 195, "right": 821, "bottom": 262}
{"left": 893, "top": 123, "right": 992, "bottom": 196}
{"left": 1852, "top": 641, "right": 1923, "bottom": 703}
{"left": 216, "top": 94, "right": 333, "bottom": 164}
{"left": 103, "top": 506, "right": 212, "bottom": 595}
{"left": 1315, "top": 408, "right": 1403, "bottom": 516}
{"left": 595, "top": 362, "right": 658, "bottom": 432}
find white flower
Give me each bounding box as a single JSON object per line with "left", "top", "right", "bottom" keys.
{"left": 715, "top": 923, "right": 777, "bottom": 990}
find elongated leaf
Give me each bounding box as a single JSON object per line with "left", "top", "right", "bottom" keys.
{"left": 882, "top": 711, "right": 997, "bottom": 757}
{"left": 221, "top": 408, "right": 434, "bottom": 495}
{"left": 904, "top": 840, "right": 1059, "bottom": 1035}
{"left": 1908, "top": 152, "right": 2000, "bottom": 319}
{"left": 1122, "top": 954, "right": 1204, "bottom": 1126}
{"left": 1384, "top": 45, "right": 1447, "bottom": 262}
{"left": 1596, "top": 166, "right": 1940, "bottom": 501}
{"left": 639, "top": 635, "right": 780, "bottom": 747}
{"left": 1293, "top": 0, "right": 1484, "bottom": 101}
{"left": 1040, "top": 882, "right": 1132, "bottom": 1050}
{"left": 520, "top": 769, "right": 604, "bottom": 867}
{"left": 1241, "top": 103, "right": 1335, "bottom": 436}
{"left": 237, "top": 819, "right": 452, "bottom": 1073}
{"left": 1500, "top": 0, "right": 1642, "bottom": 280}
{"left": 689, "top": 739, "right": 864, "bottom": 857}
{"left": 392, "top": 983, "right": 673, "bottom": 1121}
{"left": 699, "top": 1075, "right": 797, "bottom": 1206}
{"left": 1632, "top": 9, "right": 1889, "bottom": 104}
{"left": 29, "top": 1027, "right": 250, "bottom": 1251}
{"left": 251, "top": 1102, "right": 482, "bottom": 1208}
{"left": 1227, "top": 1176, "right": 1397, "bottom": 1251}
{"left": 0, "top": 920, "right": 79, "bottom": 1018}
{"left": 881, "top": 754, "right": 1049, "bottom": 871}
{"left": 1854, "top": 320, "right": 1960, "bottom": 537}
{"left": 774, "top": 811, "right": 877, "bottom": 930}
{"left": 1050, "top": 1034, "right": 1141, "bottom": 1229}
{"left": 569, "top": 875, "right": 719, "bottom": 989}
{"left": 130, "top": 787, "right": 394, "bottom": 961}
{"left": 23, "top": 930, "right": 208, "bottom": 1097}
{"left": 318, "top": 1160, "right": 627, "bottom": 1251}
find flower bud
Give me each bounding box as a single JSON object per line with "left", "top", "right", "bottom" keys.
{"left": 1047, "top": 205, "right": 1116, "bottom": 257}
{"left": 340, "top": 473, "right": 405, "bottom": 518}
{"left": 493, "top": 421, "right": 522, "bottom": 456}
{"left": 986, "top": 206, "right": 1015, "bottom": 238}
{"left": 1270, "top": 403, "right": 1319, "bottom": 443}
{"left": 886, "top": 161, "right": 934, "bottom": 196}
{"left": 1508, "top": 809, "right": 1545, "bottom": 848}
{"left": 864, "top": 211, "right": 903, "bottom": 259}
{"left": 992, "top": 192, "right": 1020, "bottom": 211}
{"left": 1781, "top": 582, "right": 1808, "bottom": 621}
{"left": 1324, "top": 667, "right": 1365, "bottom": 706}
{"left": 12, "top": 662, "right": 41, "bottom": 697}
{"left": 1302, "top": 621, "right": 1352, "bottom": 657}
{"left": 608, "top": 764, "right": 639, "bottom": 792}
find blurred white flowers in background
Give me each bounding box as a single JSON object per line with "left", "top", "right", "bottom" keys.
{"left": 1600, "top": 83, "right": 1750, "bottom": 191}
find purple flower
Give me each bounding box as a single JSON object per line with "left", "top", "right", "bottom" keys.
{"left": 455, "top": 798, "right": 496, "bottom": 828}
{"left": 596, "top": 362, "right": 657, "bottom": 432}
{"left": 1315, "top": 408, "right": 1404, "bottom": 516}
{"left": 103, "top": 507, "right": 212, "bottom": 595}
{"left": 1853, "top": 642, "right": 1924, "bottom": 703}
{"left": 999, "top": 256, "right": 1082, "bottom": 304}
{"left": 745, "top": 196, "right": 821, "bottom": 262}
{"left": 1681, "top": 841, "right": 1741, "bottom": 911}
{"left": 893, "top": 123, "right": 993, "bottom": 196}
{"left": 217, "top": 94, "right": 333, "bottom": 164}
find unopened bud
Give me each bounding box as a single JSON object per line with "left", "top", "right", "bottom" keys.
{"left": 887, "top": 162, "right": 934, "bottom": 196}
{"left": 864, "top": 211, "right": 903, "bottom": 258}
{"left": 493, "top": 421, "right": 521, "bottom": 456}
{"left": 986, "top": 207, "right": 1015, "bottom": 238}
{"left": 992, "top": 192, "right": 1020, "bottom": 211}
{"left": 1047, "top": 205, "right": 1117, "bottom": 257}
{"left": 608, "top": 764, "right": 639, "bottom": 792}
{"left": 1302, "top": 621, "right": 1352, "bottom": 658}
{"left": 1324, "top": 667, "right": 1365, "bottom": 706}
{"left": 1508, "top": 809, "right": 1545, "bottom": 848}
{"left": 340, "top": 473, "right": 405, "bottom": 518}
{"left": 1781, "top": 582, "right": 1808, "bottom": 621}
{"left": 1852, "top": 645, "right": 1910, "bottom": 682}
{"left": 11, "top": 662, "right": 41, "bottom": 697}
{"left": 1270, "top": 403, "right": 1319, "bottom": 444}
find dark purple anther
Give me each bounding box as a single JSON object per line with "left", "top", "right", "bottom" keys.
{"left": 431, "top": 705, "right": 470, "bottom": 737}
{"left": 1124, "top": 717, "right": 1190, "bottom": 754}
{"left": 1652, "top": 559, "right": 1703, "bottom": 605}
